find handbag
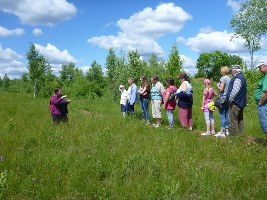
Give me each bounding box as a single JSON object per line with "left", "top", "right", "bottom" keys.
{"left": 168, "top": 92, "right": 176, "bottom": 101}
{"left": 214, "top": 95, "right": 226, "bottom": 108}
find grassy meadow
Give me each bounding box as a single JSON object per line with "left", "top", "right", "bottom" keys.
{"left": 0, "top": 80, "right": 267, "bottom": 199}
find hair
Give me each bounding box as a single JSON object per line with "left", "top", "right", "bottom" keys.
{"left": 166, "top": 78, "right": 174, "bottom": 86}
{"left": 221, "top": 66, "right": 229, "bottom": 75}
{"left": 140, "top": 75, "right": 150, "bottom": 90}
{"left": 128, "top": 77, "right": 134, "bottom": 82}
{"left": 54, "top": 88, "right": 60, "bottom": 94}
{"left": 178, "top": 72, "right": 190, "bottom": 83}
{"left": 151, "top": 75, "right": 158, "bottom": 81}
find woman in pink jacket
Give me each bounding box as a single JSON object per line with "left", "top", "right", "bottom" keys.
{"left": 163, "top": 78, "right": 177, "bottom": 129}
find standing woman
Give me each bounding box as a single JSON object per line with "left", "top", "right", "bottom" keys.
{"left": 138, "top": 76, "right": 151, "bottom": 125}
{"left": 176, "top": 72, "right": 193, "bottom": 131}
{"left": 214, "top": 66, "right": 231, "bottom": 137}
{"left": 150, "top": 75, "right": 165, "bottom": 128}
{"left": 163, "top": 78, "right": 177, "bottom": 129}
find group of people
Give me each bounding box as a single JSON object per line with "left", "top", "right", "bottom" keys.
{"left": 119, "top": 62, "right": 267, "bottom": 137}
{"left": 119, "top": 72, "right": 194, "bottom": 130}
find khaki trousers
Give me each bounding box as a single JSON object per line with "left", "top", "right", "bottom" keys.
{"left": 229, "top": 103, "right": 244, "bottom": 136}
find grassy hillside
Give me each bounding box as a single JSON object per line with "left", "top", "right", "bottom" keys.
{"left": 0, "top": 88, "right": 266, "bottom": 199}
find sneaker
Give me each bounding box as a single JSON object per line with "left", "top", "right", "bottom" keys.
{"left": 214, "top": 132, "right": 225, "bottom": 138}
{"left": 225, "top": 131, "right": 230, "bottom": 136}
{"left": 154, "top": 124, "right": 160, "bottom": 128}
{"left": 189, "top": 126, "right": 193, "bottom": 131}
{"left": 211, "top": 130, "right": 216, "bottom": 135}
{"left": 146, "top": 121, "right": 151, "bottom": 125}
{"left": 201, "top": 132, "right": 211, "bottom": 136}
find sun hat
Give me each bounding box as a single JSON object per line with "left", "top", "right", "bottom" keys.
{"left": 229, "top": 65, "right": 241, "bottom": 73}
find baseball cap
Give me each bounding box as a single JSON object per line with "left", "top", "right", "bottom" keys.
{"left": 119, "top": 85, "right": 125, "bottom": 88}
{"left": 229, "top": 65, "right": 241, "bottom": 73}
{"left": 255, "top": 62, "right": 266, "bottom": 68}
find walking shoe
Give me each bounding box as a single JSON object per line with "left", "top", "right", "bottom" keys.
{"left": 146, "top": 121, "right": 151, "bottom": 125}
{"left": 201, "top": 132, "right": 211, "bottom": 136}
{"left": 214, "top": 132, "right": 226, "bottom": 138}
{"left": 189, "top": 126, "right": 193, "bottom": 131}
{"left": 154, "top": 124, "right": 160, "bottom": 128}
{"left": 225, "top": 131, "right": 230, "bottom": 136}
{"left": 211, "top": 130, "right": 216, "bottom": 135}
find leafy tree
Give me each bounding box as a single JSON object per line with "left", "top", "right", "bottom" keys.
{"left": 26, "top": 43, "right": 49, "bottom": 98}
{"left": 230, "top": 0, "right": 267, "bottom": 68}
{"left": 127, "top": 50, "right": 144, "bottom": 83}
{"left": 196, "top": 51, "right": 230, "bottom": 81}
{"left": 2, "top": 74, "right": 10, "bottom": 90}
{"left": 105, "top": 48, "right": 117, "bottom": 84}
{"left": 165, "top": 43, "right": 183, "bottom": 82}
{"left": 147, "top": 53, "right": 165, "bottom": 80}
{"left": 60, "top": 63, "right": 76, "bottom": 86}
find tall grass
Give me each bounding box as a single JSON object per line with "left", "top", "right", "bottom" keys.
{"left": 0, "top": 85, "right": 266, "bottom": 199}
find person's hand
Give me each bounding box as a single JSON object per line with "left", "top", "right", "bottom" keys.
{"left": 61, "top": 95, "right": 67, "bottom": 99}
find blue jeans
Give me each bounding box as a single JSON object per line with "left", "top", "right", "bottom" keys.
{"left": 125, "top": 101, "right": 135, "bottom": 116}
{"left": 218, "top": 106, "right": 229, "bottom": 130}
{"left": 166, "top": 110, "right": 174, "bottom": 128}
{"left": 258, "top": 105, "right": 267, "bottom": 134}
{"left": 140, "top": 98, "right": 150, "bottom": 121}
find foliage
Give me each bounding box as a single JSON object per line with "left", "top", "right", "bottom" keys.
{"left": 164, "top": 43, "right": 183, "bottom": 84}
{"left": 230, "top": 0, "right": 267, "bottom": 68}
{"left": 60, "top": 63, "right": 76, "bottom": 86}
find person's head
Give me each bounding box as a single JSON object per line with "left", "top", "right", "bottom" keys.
{"left": 220, "top": 66, "right": 229, "bottom": 76}
{"left": 229, "top": 65, "right": 241, "bottom": 76}
{"left": 54, "top": 88, "right": 61, "bottom": 96}
{"left": 128, "top": 77, "right": 134, "bottom": 85}
{"left": 178, "top": 72, "right": 190, "bottom": 83}
{"left": 256, "top": 62, "right": 267, "bottom": 74}
{"left": 151, "top": 75, "right": 158, "bottom": 84}
{"left": 119, "top": 85, "right": 125, "bottom": 91}
{"left": 204, "top": 78, "right": 211, "bottom": 86}
{"left": 166, "top": 78, "right": 175, "bottom": 87}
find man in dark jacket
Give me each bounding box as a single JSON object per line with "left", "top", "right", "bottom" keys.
{"left": 226, "top": 65, "right": 247, "bottom": 135}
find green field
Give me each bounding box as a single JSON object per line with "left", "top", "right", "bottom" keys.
{"left": 0, "top": 91, "right": 266, "bottom": 199}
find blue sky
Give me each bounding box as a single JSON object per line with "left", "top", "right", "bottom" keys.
{"left": 0, "top": 0, "right": 266, "bottom": 79}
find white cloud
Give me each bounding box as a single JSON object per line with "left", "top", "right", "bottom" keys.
{"left": 0, "top": 47, "right": 26, "bottom": 78}
{"left": 227, "top": 0, "right": 242, "bottom": 13}
{"left": 180, "top": 55, "right": 197, "bottom": 75}
{"left": 0, "top": 47, "right": 23, "bottom": 61}
{"left": 88, "top": 3, "right": 192, "bottom": 58}
{"left": 179, "top": 30, "right": 246, "bottom": 53}
{"left": 33, "top": 28, "right": 43, "bottom": 36}
{"left": 0, "top": 26, "right": 25, "bottom": 37}
{"left": 34, "top": 43, "right": 77, "bottom": 64}
{"left": 0, "top": 0, "right": 77, "bottom": 26}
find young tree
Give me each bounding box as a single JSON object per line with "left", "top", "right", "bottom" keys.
{"left": 26, "top": 43, "right": 48, "bottom": 98}
{"left": 127, "top": 50, "right": 144, "bottom": 83}
{"left": 60, "top": 63, "right": 76, "bottom": 86}
{"left": 230, "top": 0, "right": 267, "bottom": 68}
{"left": 165, "top": 43, "right": 183, "bottom": 82}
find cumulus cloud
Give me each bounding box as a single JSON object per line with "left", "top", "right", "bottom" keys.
{"left": 227, "top": 0, "right": 242, "bottom": 13}
{"left": 88, "top": 3, "right": 192, "bottom": 58}
{"left": 0, "top": 0, "right": 77, "bottom": 26}
{"left": 34, "top": 43, "right": 77, "bottom": 74}
{"left": 180, "top": 55, "right": 197, "bottom": 75}
{"left": 178, "top": 30, "right": 246, "bottom": 53}
{"left": 33, "top": 28, "right": 43, "bottom": 36}
{"left": 0, "top": 26, "right": 25, "bottom": 37}
{"left": 0, "top": 46, "right": 26, "bottom": 78}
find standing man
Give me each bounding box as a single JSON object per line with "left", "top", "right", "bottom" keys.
{"left": 254, "top": 62, "right": 267, "bottom": 134}
{"left": 126, "top": 77, "right": 138, "bottom": 116}
{"left": 226, "top": 65, "right": 247, "bottom": 135}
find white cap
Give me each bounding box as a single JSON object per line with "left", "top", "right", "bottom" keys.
{"left": 255, "top": 62, "right": 267, "bottom": 68}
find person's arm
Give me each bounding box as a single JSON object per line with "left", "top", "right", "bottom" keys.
{"left": 229, "top": 78, "right": 242, "bottom": 102}
{"left": 181, "top": 82, "right": 187, "bottom": 91}
{"left": 51, "top": 96, "right": 64, "bottom": 105}
{"left": 201, "top": 94, "right": 205, "bottom": 110}
{"left": 259, "top": 91, "right": 267, "bottom": 105}
{"left": 163, "top": 91, "right": 170, "bottom": 109}
{"left": 217, "top": 82, "right": 225, "bottom": 92}
{"left": 130, "top": 85, "right": 137, "bottom": 104}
